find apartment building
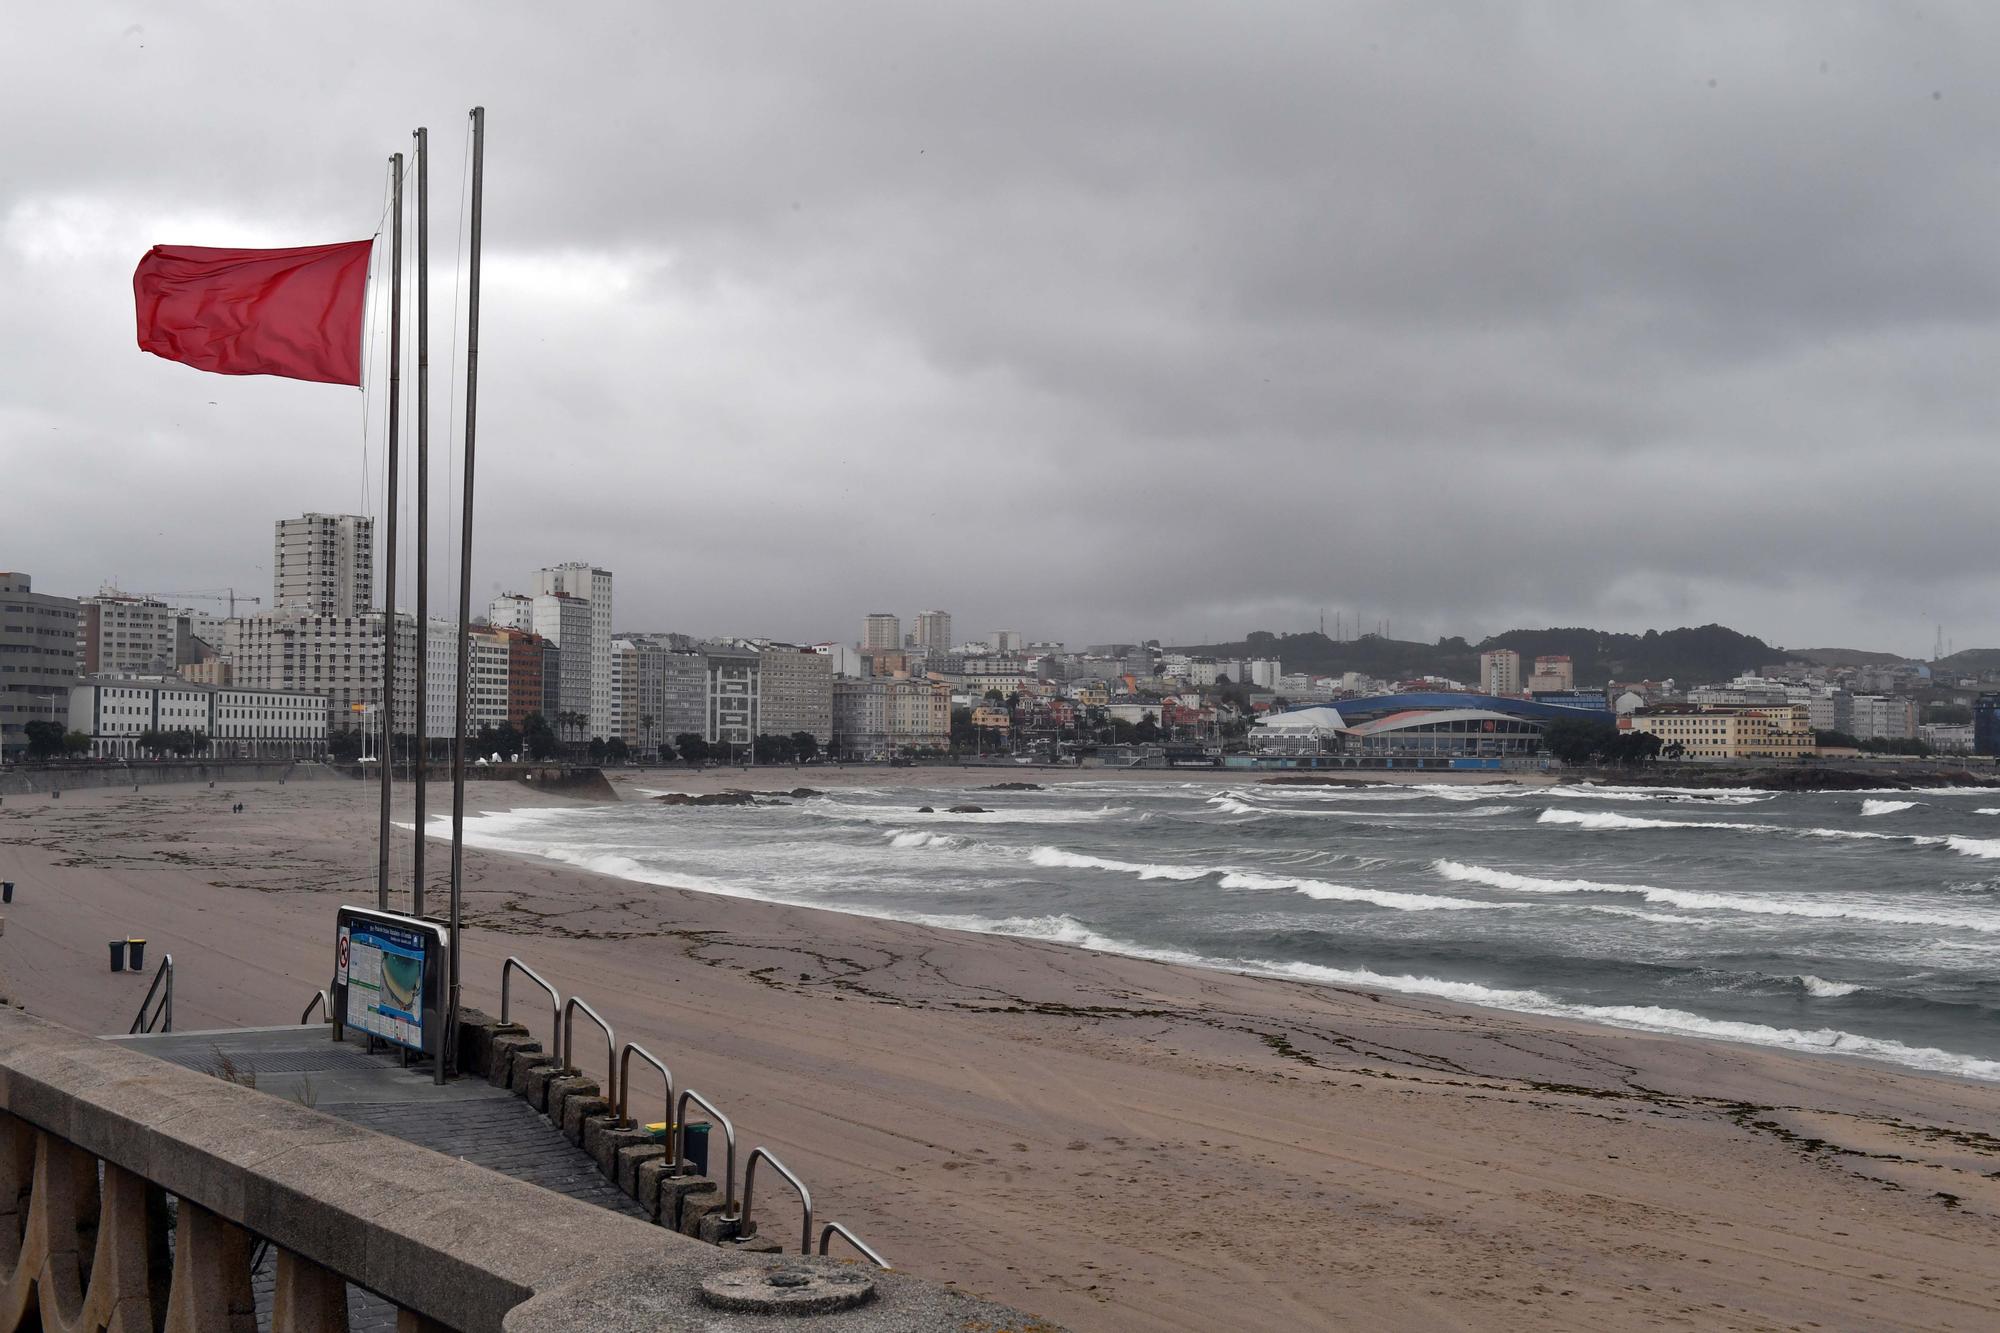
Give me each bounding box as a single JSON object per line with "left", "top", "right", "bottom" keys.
{"left": 533, "top": 564, "right": 612, "bottom": 736}
{"left": 1849, "top": 694, "right": 1917, "bottom": 742}
{"left": 231, "top": 610, "right": 417, "bottom": 737}
{"left": 1527, "top": 655, "right": 1574, "bottom": 691}
{"left": 913, "top": 610, "right": 953, "bottom": 655}
{"left": 272, "top": 513, "right": 373, "bottom": 616}
{"left": 756, "top": 644, "right": 833, "bottom": 743}
{"left": 1621, "top": 704, "right": 1814, "bottom": 760}
{"left": 1479, "top": 649, "right": 1522, "bottom": 696}
{"left": 531, "top": 592, "right": 594, "bottom": 728}
{"left": 862, "top": 613, "right": 900, "bottom": 652}
{"left": 1, "top": 573, "right": 81, "bottom": 756}
{"left": 78, "top": 589, "right": 190, "bottom": 675}
{"left": 832, "top": 675, "right": 951, "bottom": 759}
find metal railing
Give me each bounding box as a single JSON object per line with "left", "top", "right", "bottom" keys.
{"left": 818, "top": 1221, "right": 891, "bottom": 1269}
{"left": 615, "top": 1041, "right": 671, "bottom": 1131}
{"left": 301, "top": 989, "right": 329, "bottom": 1024}
{"left": 128, "top": 954, "right": 173, "bottom": 1035}
{"left": 673, "top": 1088, "right": 738, "bottom": 1220}
{"left": 742, "top": 1147, "right": 813, "bottom": 1254}
{"left": 500, "top": 956, "right": 560, "bottom": 1052}
{"left": 560, "top": 996, "right": 615, "bottom": 1106}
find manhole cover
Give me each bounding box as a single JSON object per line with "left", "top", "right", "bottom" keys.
{"left": 700, "top": 1263, "right": 876, "bottom": 1314}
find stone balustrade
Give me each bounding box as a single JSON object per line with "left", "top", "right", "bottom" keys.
{"left": 0, "top": 1006, "right": 1056, "bottom": 1331}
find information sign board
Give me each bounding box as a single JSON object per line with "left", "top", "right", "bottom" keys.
{"left": 330, "top": 905, "right": 449, "bottom": 1058}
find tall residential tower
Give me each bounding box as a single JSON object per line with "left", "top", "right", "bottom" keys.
{"left": 272, "top": 513, "right": 374, "bottom": 616}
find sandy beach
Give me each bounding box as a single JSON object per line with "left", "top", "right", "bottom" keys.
{"left": 2, "top": 769, "right": 1997, "bottom": 1332}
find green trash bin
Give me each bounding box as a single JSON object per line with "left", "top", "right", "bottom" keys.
{"left": 108, "top": 940, "right": 128, "bottom": 972}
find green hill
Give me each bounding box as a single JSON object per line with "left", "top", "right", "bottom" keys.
{"left": 1175, "top": 624, "right": 1782, "bottom": 689}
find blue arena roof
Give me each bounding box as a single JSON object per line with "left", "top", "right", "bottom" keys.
{"left": 1291, "top": 692, "right": 1613, "bottom": 724}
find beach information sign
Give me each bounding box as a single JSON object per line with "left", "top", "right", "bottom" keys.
{"left": 331, "top": 905, "right": 448, "bottom": 1057}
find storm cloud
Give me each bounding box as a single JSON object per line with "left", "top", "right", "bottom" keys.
{"left": 4, "top": 3, "right": 1995, "bottom": 654}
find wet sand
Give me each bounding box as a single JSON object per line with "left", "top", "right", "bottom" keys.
{"left": 2, "top": 772, "right": 1997, "bottom": 1332}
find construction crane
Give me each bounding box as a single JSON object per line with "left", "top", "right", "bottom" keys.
{"left": 152, "top": 588, "right": 264, "bottom": 618}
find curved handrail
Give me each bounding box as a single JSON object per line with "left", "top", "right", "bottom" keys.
{"left": 672, "top": 1088, "right": 738, "bottom": 1219}
{"left": 128, "top": 955, "right": 174, "bottom": 1035}
{"left": 560, "top": 996, "right": 615, "bottom": 1105}
{"left": 615, "top": 1041, "right": 671, "bottom": 1131}
{"left": 500, "top": 957, "right": 560, "bottom": 1051}
{"left": 817, "top": 1221, "right": 891, "bottom": 1270}
{"left": 301, "top": 989, "right": 329, "bottom": 1024}
{"left": 742, "top": 1147, "right": 813, "bottom": 1254}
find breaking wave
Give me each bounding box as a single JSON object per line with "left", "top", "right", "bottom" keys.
{"left": 888, "top": 830, "right": 969, "bottom": 850}
{"left": 1861, "top": 799, "right": 1918, "bottom": 817}
{"left": 1218, "top": 869, "right": 1500, "bottom": 911}
{"left": 1431, "top": 859, "right": 2000, "bottom": 932}
{"left": 1797, "top": 974, "right": 1862, "bottom": 998}
{"left": 1250, "top": 960, "right": 2000, "bottom": 1082}
{"left": 1027, "top": 846, "right": 1211, "bottom": 881}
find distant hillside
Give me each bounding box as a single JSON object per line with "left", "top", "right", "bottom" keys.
{"left": 1173, "top": 624, "right": 1781, "bottom": 689}
{"left": 1792, "top": 648, "right": 1912, "bottom": 669}
{"left": 1933, "top": 648, "right": 2000, "bottom": 674}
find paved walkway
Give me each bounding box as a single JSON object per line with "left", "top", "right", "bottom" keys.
{"left": 114, "top": 1024, "right": 645, "bottom": 1329}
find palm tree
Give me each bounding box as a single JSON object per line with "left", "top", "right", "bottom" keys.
{"left": 640, "top": 713, "right": 656, "bottom": 753}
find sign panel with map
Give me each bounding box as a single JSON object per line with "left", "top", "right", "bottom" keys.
{"left": 331, "top": 906, "right": 448, "bottom": 1057}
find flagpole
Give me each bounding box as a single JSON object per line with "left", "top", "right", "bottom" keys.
{"left": 413, "top": 127, "right": 430, "bottom": 917}
{"left": 445, "top": 105, "right": 485, "bottom": 1080}
{"left": 378, "top": 152, "right": 404, "bottom": 914}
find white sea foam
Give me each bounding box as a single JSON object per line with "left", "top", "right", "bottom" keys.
{"left": 1027, "top": 846, "right": 1212, "bottom": 881}
{"left": 1860, "top": 799, "right": 1918, "bottom": 817}
{"left": 1432, "top": 859, "right": 2000, "bottom": 932}
{"left": 1976, "top": 809, "right": 2000, "bottom": 816}
{"left": 1208, "top": 797, "right": 1260, "bottom": 815}
{"left": 888, "top": 830, "right": 969, "bottom": 850}
{"left": 1218, "top": 870, "right": 1500, "bottom": 911}
{"left": 1946, "top": 836, "right": 2000, "bottom": 859}
{"left": 1249, "top": 959, "right": 2000, "bottom": 1082}
{"left": 812, "top": 802, "right": 1133, "bottom": 825}
{"left": 1798, "top": 974, "right": 1862, "bottom": 998}
{"left": 1536, "top": 808, "right": 1945, "bottom": 846}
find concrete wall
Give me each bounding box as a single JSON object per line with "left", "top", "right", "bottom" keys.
{"left": 0, "top": 758, "right": 343, "bottom": 796}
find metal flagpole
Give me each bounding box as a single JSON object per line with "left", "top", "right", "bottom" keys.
{"left": 413, "top": 127, "right": 430, "bottom": 917}
{"left": 377, "top": 153, "right": 404, "bottom": 913}
{"left": 444, "top": 106, "right": 485, "bottom": 1081}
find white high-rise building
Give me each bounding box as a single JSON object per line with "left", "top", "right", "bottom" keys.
{"left": 486, "top": 592, "right": 534, "bottom": 631}
{"left": 534, "top": 564, "right": 612, "bottom": 737}
{"left": 914, "top": 610, "right": 953, "bottom": 655}
{"left": 1479, "top": 649, "right": 1522, "bottom": 696}
{"left": 273, "top": 514, "right": 374, "bottom": 616}
{"left": 992, "top": 630, "right": 1024, "bottom": 654}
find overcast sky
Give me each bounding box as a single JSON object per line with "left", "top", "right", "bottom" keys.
{"left": 5, "top": 4, "right": 1996, "bottom": 656}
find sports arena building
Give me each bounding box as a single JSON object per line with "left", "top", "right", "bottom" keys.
{"left": 1251, "top": 692, "right": 1612, "bottom": 761}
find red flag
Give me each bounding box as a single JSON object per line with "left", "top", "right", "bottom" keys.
{"left": 133, "top": 241, "right": 373, "bottom": 386}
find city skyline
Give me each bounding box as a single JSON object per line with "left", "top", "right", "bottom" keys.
{"left": 8, "top": 7, "right": 2000, "bottom": 655}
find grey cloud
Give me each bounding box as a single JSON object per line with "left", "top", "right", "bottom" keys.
{"left": 5, "top": 2, "right": 1999, "bottom": 658}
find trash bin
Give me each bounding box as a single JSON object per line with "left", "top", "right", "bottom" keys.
{"left": 1, "top": 881, "right": 13, "bottom": 904}
{"left": 127, "top": 939, "right": 147, "bottom": 971}
{"left": 108, "top": 940, "right": 128, "bottom": 972}
{"left": 680, "top": 1121, "right": 710, "bottom": 1176}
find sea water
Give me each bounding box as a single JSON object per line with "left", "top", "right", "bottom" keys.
{"left": 443, "top": 779, "right": 2000, "bottom": 1082}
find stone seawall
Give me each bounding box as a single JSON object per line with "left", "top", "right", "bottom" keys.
{"left": 0, "top": 759, "right": 342, "bottom": 797}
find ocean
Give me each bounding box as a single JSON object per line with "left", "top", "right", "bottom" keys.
{"left": 450, "top": 777, "right": 2000, "bottom": 1083}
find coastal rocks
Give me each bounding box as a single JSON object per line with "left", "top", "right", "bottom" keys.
{"left": 982, "top": 782, "right": 1044, "bottom": 791}
{"left": 946, "top": 804, "right": 989, "bottom": 814}
{"left": 654, "top": 791, "right": 758, "bottom": 807}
